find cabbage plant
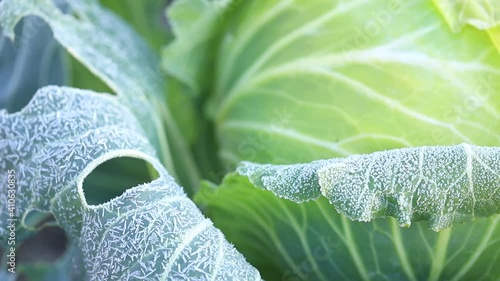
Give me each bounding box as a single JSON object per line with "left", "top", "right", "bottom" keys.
{"left": 1, "top": 0, "right": 499, "bottom": 280}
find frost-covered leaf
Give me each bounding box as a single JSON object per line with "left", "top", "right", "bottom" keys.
{"left": 0, "top": 86, "right": 261, "bottom": 280}
{"left": 236, "top": 159, "right": 336, "bottom": 203}
{"left": 197, "top": 144, "right": 500, "bottom": 280}
{"left": 0, "top": 0, "right": 200, "bottom": 191}
{"left": 237, "top": 144, "right": 500, "bottom": 231}
{"left": 197, "top": 179, "right": 500, "bottom": 281}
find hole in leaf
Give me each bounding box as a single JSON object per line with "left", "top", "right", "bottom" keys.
{"left": 17, "top": 226, "right": 67, "bottom": 264}
{"left": 82, "top": 157, "right": 159, "bottom": 205}
{"left": 23, "top": 209, "right": 54, "bottom": 230}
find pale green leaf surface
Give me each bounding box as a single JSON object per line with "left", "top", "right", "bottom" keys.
{"left": 164, "top": 0, "right": 500, "bottom": 165}
{"left": 432, "top": 0, "right": 500, "bottom": 52}
{"left": 0, "top": 0, "right": 200, "bottom": 192}
{"left": 433, "top": 0, "right": 500, "bottom": 32}
{"left": 0, "top": 86, "right": 261, "bottom": 280}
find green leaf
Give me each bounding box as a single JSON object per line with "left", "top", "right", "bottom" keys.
{"left": 197, "top": 144, "right": 500, "bottom": 280}
{"left": 100, "top": 0, "right": 171, "bottom": 51}
{"left": 164, "top": 0, "right": 500, "bottom": 165}
{"left": 165, "top": 1, "right": 500, "bottom": 279}
{"left": 432, "top": 0, "right": 500, "bottom": 52}
{"left": 197, "top": 145, "right": 500, "bottom": 280}
{"left": 0, "top": 86, "right": 261, "bottom": 280}
{"left": 161, "top": 0, "right": 235, "bottom": 96}
{"left": 433, "top": 0, "right": 500, "bottom": 32}
{"left": 0, "top": 0, "right": 201, "bottom": 192}
{"left": 197, "top": 179, "right": 500, "bottom": 281}
{"left": 236, "top": 144, "right": 500, "bottom": 231}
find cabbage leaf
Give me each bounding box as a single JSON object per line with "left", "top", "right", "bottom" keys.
{"left": 197, "top": 144, "right": 500, "bottom": 280}
{"left": 163, "top": 1, "right": 500, "bottom": 280}
{"left": 164, "top": 0, "right": 500, "bottom": 165}
{"left": 0, "top": 86, "right": 261, "bottom": 280}
{"left": 0, "top": 0, "right": 200, "bottom": 192}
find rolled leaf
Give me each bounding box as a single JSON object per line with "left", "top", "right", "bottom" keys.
{"left": 237, "top": 144, "right": 500, "bottom": 231}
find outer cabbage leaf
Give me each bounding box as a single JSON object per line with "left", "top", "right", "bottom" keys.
{"left": 0, "top": 86, "right": 261, "bottom": 280}
{"left": 197, "top": 144, "right": 500, "bottom": 280}
{"left": 236, "top": 144, "right": 500, "bottom": 231}
{"left": 197, "top": 180, "right": 500, "bottom": 281}
{"left": 0, "top": 0, "right": 200, "bottom": 192}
